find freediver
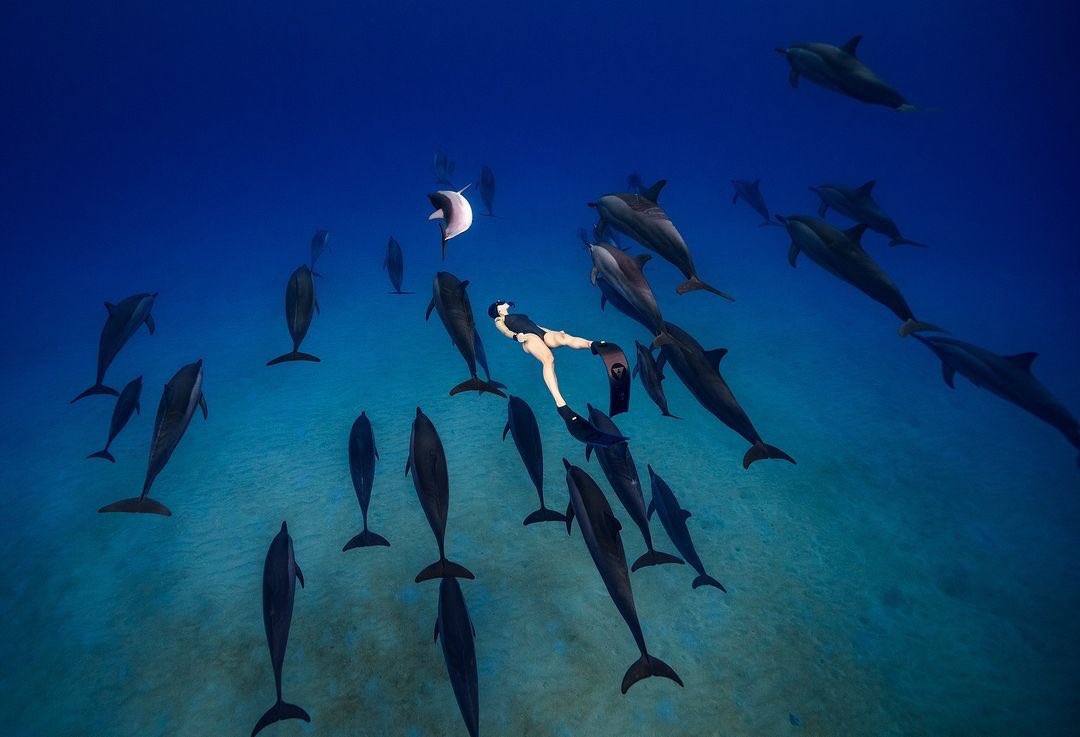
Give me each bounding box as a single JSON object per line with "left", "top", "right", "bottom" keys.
{"left": 488, "top": 300, "right": 630, "bottom": 447}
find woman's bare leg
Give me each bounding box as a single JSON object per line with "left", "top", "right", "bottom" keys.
{"left": 543, "top": 330, "right": 593, "bottom": 350}
{"left": 521, "top": 335, "right": 566, "bottom": 406}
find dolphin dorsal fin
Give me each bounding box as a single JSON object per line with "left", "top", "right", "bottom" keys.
{"left": 642, "top": 179, "right": 667, "bottom": 203}
{"left": 604, "top": 509, "right": 622, "bottom": 532}
{"left": 752, "top": 178, "right": 761, "bottom": 189}
{"left": 856, "top": 180, "right": 876, "bottom": 196}
{"left": 705, "top": 348, "right": 728, "bottom": 370}
{"left": 844, "top": 223, "right": 869, "bottom": 246}
{"left": 104, "top": 302, "right": 116, "bottom": 314}
{"left": 634, "top": 254, "right": 652, "bottom": 270}
{"left": 680, "top": 509, "right": 692, "bottom": 520}
{"left": 425, "top": 298, "right": 435, "bottom": 320}
{"left": 459, "top": 279, "right": 470, "bottom": 292}
{"left": 1004, "top": 352, "right": 1038, "bottom": 371}
{"left": 841, "top": 34, "right": 863, "bottom": 56}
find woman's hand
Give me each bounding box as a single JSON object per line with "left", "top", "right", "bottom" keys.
{"left": 516, "top": 333, "right": 526, "bottom": 343}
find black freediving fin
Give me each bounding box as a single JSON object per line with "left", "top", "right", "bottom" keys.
{"left": 591, "top": 341, "right": 631, "bottom": 417}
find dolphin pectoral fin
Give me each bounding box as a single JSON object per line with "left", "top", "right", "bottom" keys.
{"left": 428, "top": 208, "right": 444, "bottom": 221}
{"left": 251, "top": 700, "right": 311, "bottom": 737}
{"left": 425, "top": 298, "right": 435, "bottom": 320}
{"left": 787, "top": 242, "right": 800, "bottom": 267}
{"left": 1003, "top": 352, "right": 1038, "bottom": 371}
{"left": 604, "top": 509, "right": 622, "bottom": 532}
{"left": 817, "top": 201, "right": 828, "bottom": 218}
{"left": 731, "top": 192, "right": 739, "bottom": 204}
{"left": 565, "top": 502, "right": 575, "bottom": 535}
{"left": 145, "top": 314, "right": 156, "bottom": 334}
{"left": 590, "top": 267, "right": 598, "bottom": 286}
{"left": 680, "top": 509, "right": 692, "bottom": 519}
{"left": 633, "top": 254, "right": 652, "bottom": 269}
{"left": 704, "top": 348, "right": 728, "bottom": 370}
{"left": 199, "top": 395, "right": 208, "bottom": 419}
{"left": 622, "top": 653, "right": 684, "bottom": 694}
{"left": 434, "top": 616, "right": 440, "bottom": 643}
{"left": 898, "top": 319, "right": 947, "bottom": 337}
{"left": 585, "top": 444, "right": 593, "bottom": 462}
{"left": 294, "top": 562, "right": 305, "bottom": 588}
{"left": 788, "top": 68, "right": 799, "bottom": 88}
{"left": 646, "top": 500, "right": 655, "bottom": 520}
{"left": 405, "top": 455, "right": 412, "bottom": 477}
{"left": 502, "top": 421, "right": 510, "bottom": 441}
{"left": 841, "top": 34, "right": 863, "bottom": 56}
{"left": 844, "top": 223, "right": 869, "bottom": 246}
{"left": 599, "top": 294, "right": 608, "bottom": 311}
{"left": 941, "top": 362, "right": 956, "bottom": 389}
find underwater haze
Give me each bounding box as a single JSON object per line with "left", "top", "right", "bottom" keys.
{"left": 3, "top": 1, "right": 1079, "bottom": 736}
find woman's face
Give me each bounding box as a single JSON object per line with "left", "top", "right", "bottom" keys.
{"left": 497, "top": 302, "right": 512, "bottom": 317}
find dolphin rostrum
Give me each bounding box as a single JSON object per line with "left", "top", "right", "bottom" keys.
{"left": 504, "top": 395, "right": 566, "bottom": 525}
{"left": 267, "top": 265, "right": 321, "bottom": 365}
{"left": 343, "top": 411, "right": 390, "bottom": 551}
{"left": 98, "top": 359, "right": 207, "bottom": 516}
{"left": 647, "top": 465, "right": 726, "bottom": 591}
{"left": 71, "top": 292, "right": 157, "bottom": 403}
{"left": 87, "top": 375, "right": 143, "bottom": 463}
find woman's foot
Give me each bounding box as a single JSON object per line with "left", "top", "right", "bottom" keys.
{"left": 557, "top": 404, "right": 628, "bottom": 447}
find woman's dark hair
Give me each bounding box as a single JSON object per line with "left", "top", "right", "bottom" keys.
{"left": 487, "top": 300, "right": 512, "bottom": 319}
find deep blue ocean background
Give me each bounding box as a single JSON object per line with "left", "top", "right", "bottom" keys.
{"left": 3, "top": 2, "right": 1079, "bottom": 736}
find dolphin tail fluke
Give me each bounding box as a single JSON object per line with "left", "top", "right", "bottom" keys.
{"left": 390, "top": 290, "right": 415, "bottom": 295}
{"left": 266, "top": 351, "right": 321, "bottom": 366}
{"left": 742, "top": 442, "right": 796, "bottom": 469}
{"left": 631, "top": 549, "right": 684, "bottom": 572}
{"left": 675, "top": 276, "right": 735, "bottom": 302}
{"left": 87, "top": 449, "right": 116, "bottom": 463}
{"left": 342, "top": 529, "right": 390, "bottom": 551}
{"left": 692, "top": 573, "right": 728, "bottom": 591}
{"left": 888, "top": 237, "right": 928, "bottom": 248}
{"left": 415, "top": 557, "right": 475, "bottom": 583}
{"left": 251, "top": 700, "right": 311, "bottom": 737}
{"left": 898, "top": 319, "right": 947, "bottom": 338}
{"left": 98, "top": 497, "right": 172, "bottom": 516}
{"left": 70, "top": 384, "right": 119, "bottom": 403}
{"left": 621, "top": 653, "right": 684, "bottom": 694}
{"left": 523, "top": 507, "right": 568, "bottom": 526}
{"left": 449, "top": 377, "right": 507, "bottom": 398}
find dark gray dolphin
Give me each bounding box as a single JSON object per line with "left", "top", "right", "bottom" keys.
{"left": 251, "top": 521, "right": 310, "bottom": 737}
{"left": 731, "top": 179, "right": 780, "bottom": 227}
{"left": 267, "top": 265, "right": 321, "bottom": 365}
{"left": 428, "top": 187, "right": 473, "bottom": 260}
{"left": 775, "top": 35, "right": 918, "bottom": 111}
{"left": 435, "top": 576, "right": 480, "bottom": 737}
{"left": 343, "top": 411, "right": 390, "bottom": 551}
{"left": 407, "top": 408, "right": 476, "bottom": 582}
{"left": 87, "top": 376, "right": 142, "bottom": 463}
{"left": 585, "top": 235, "right": 676, "bottom": 347}
{"left": 596, "top": 274, "right": 652, "bottom": 330}
{"left": 562, "top": 459, "right": 683, "bottom": 693}
{"left": 632, "top": 341, "right": 678, "bottom": 419}
{"left": 71, "top": 292, "right": 157, "bottom": 403}
{"left": 657, "top": 322, "right": 795, "bottom": 469}
{"left": 504, "top": 395, "right": 566, "bottom": 526}
{"left": 434, "top": 151, "right": 456, "bottom": 187}
{"left": 776, "top": 214, "right": 943, "bottom": 337}
{"left": 383, "top": 236, "right": 412, "bottom": 294}
{"left": 478, "top": 165, "right": 496, "bottom": 217}
{"left": 810, "top": 180, "right": 926, "bottom": 247}
{"left": 647, "top": 466, "right": 726, "bottom": 591}
{"left": 915, "top": 335, "right": 1080, "bottom": 467}
{"left": 309, "top": 229, "right": 330, "bottom": 270}
{"left": 589, "top": 180, "right": 735, "bottom": 300}
{"left": 99, "top": 359, "right": 207, "bottom": 516}
{"left": 426, "top": 272, "right": 506, "bottom": 397}
{"left": 584, "top": 405, "right": 683, "bottom": 572}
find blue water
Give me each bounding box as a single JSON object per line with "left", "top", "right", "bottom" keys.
{"left": 3, "top": 2, "right": 1078, "bottom": 736}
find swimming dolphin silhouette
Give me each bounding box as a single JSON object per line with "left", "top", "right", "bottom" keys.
{"left": 87, "top": 376, "right": 143, "bottom": 463}
{"left": 434, "top": 576, "right": 480, "bottom": 737}
{"left": 810, "top": 181, "right": 926, "bottom": 247}
{"left": 647, "top": 465, "right": 726, "bottom": 591}
{"left": 426, "top": 272, "right": 505, "bottom": 397}
{"left": 504, "top": 395, "right": 566, "bottom": 525}
{"left": 267, "top": 265, "right": 321, "bottom": 365}
{"left": 383, "top": 236, "right": 412, "bottom": 294}
{"left": 732, "top": 179, "right": 780, "bottom": 227}
{"left": 343, "top": 411, "right": 390, "bottom": 551}
{"left": 71, "top": 292, "right": 157, "bottom": 403}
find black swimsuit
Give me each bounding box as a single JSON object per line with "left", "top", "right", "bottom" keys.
{"left": 503, "top": 313, "right": 546, "bottom": 339}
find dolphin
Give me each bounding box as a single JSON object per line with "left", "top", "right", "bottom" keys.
{"left": 914, "top": 335, "right": 1080, "bottom": 466}
{"left": 478, "top": 165, "right": 496, "bottom": 217}
{"left": 647, "top": 466, "right": 726, "bottom": 591}
{"left": 87, "top": 376, "right": 142, "bottom": 463}
{"left": 657, "top": 322, "right": 795, "bottom": 468}
{"left": 426, "top": 272, "right": 506, "bottom": 397}
{"left": 435, "top": 576, "right": 479, "bottom": 737}
{"left": 383, "top": 236, "right": 412, "bottom": 294}
{"left": 267, "top": 265, "right": 321, "bottom": 365}
{"left": 343, "top": 411, "right": 390, "bottom": 551}
{"left": 71, "top": 292, "right": 157, "bottom": 403}
{"left": 428, "top": 187, "right": 473, "bottom": 260}
{"left": 810, "top": 181, "right": 926, "bottom": 247}
{"left": 562, "top": 459, "right": 683, "bottom": 693}
{"left": 731, "top": 179, "right": 779, "bottom": 227}
{"left": 776, "top": 214, "right": 943, "bottom": 336}
{"left": 251, "top": 521, "right": 310, "bottom": 737}
{"left": 504, "top": 395, "right": 566, "bottom": 525}
{"left": 584, "top": 234, "right": 675, "bottom": 346}
{"left": 407, "top": 408, "right": 476, "bottom": 582}
{"left": 309, "top": 229, "right": 330, "bottom": 270}
{"left": 595, "top": 274, "right": 652, "bottom": 330}
{"left": 99, "top": 359, "right": 207, "bottom": 515}
{"left": 584, "top": 405, "right": 683, "bottom": 572}
{"left": 775, "top": 35, "right": 918, "bottom": 111}
{"left": 434, "top": 151, "right": 456, "bottom": 187}
{"left": 589, "top": 180, "right": 734, "bottom": 300}
{"left": 632, "top": 341, "right": 678, "bottom": 419}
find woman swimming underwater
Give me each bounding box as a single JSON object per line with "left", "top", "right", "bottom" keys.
{"left": 488, "top": 300, "right": 629, "bottom": 447}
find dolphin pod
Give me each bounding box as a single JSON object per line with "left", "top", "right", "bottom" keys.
{"left": 98, "top": 359, "right": 207, "bottom": 516}
{"left": 584, "top": 404, "right": 684, "bottom": 572}
{"left": 428, "top": 187, "right": 473, "bottom": 260}
{"left": 775, "top": 34, "right": 918, "bottom": 112}
{"left": 251, "top": 521, "right": 310, "bottom": 737}
{"left": 503, "top": 395, "right": 567, "bottom": 525}
{"left": 384, "top": 236, "right": 412, "bottom": 294}
{"left": 776, "top": 214, "right": 944, "bottom": 337}
{"left": 87, "top": 375, "right": 143, "bottom": 463}
{"left": 267, "top": 264, "right": 321, "bottom": 365}
{"left": 647, "top": 466, "right": 726, "bottom": 591}
{"left": 343, "top": 411, "right": 391, "bottom": 551}
{"left": 563, "top": 459, "right": 684, "bottom": 693}
{"left": 915, "top": 335, "right": 1080, "bottom": 466}
{"left": 72, "top": 292, "right": 157, "bottom": 403}
{"left": 589, "top": 180, "right": 735, "bottom": 300}
{"left": 810, "top": 180, "right": 926, "bottom": 248}
{"left": 407, "top": 407, "right": 476, "bottom": 582}
{"left": 426, "top": 271, "right": 506, "bottom": 397}
{"left": 732, "top": 179, "right": 780, "bottom": 227}
{"left": 434, "top": 576, "right": 480, "bottom": 737}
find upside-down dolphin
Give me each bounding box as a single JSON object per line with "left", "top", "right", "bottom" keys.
{"left": 810, "top": 180, "right": 926, "bottom": 247}
{"left": 343, "top": 411, "right": 390, "bottom": 551}
{"left": 71, "top": 292, "right": 157, "bottom": 403}
{"left": 428, "top": 187, "right": 473, "bottom": 260}
{"left": 267, "top": 265, "right": 321, "bottom": 365}
{"left": 504, "top": 395, "right": 566, "bottom": 525}
{"left": 87, "top": 376, "right": 142, "bottom": 463}
{"left": 427, "top": 272, "right": 506, "bottom": 397}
